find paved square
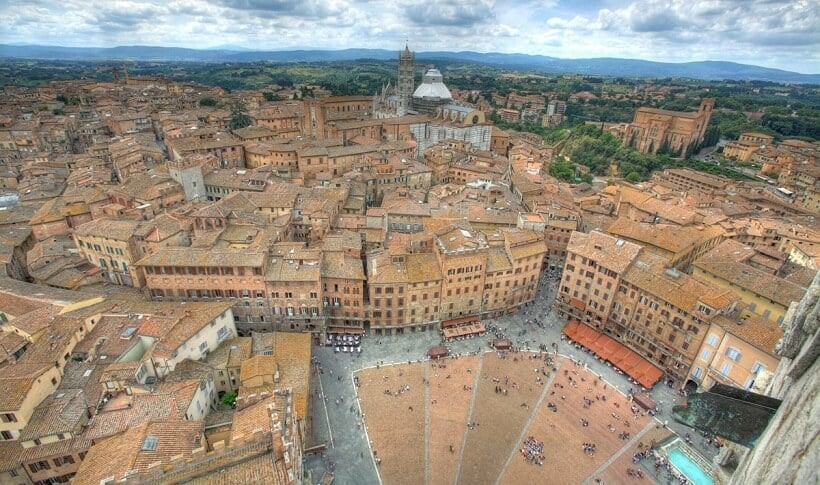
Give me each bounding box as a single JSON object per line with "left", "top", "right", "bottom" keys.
{"left": 356, "top": 352, "right": 670, "bottom": 484}
{"left": 307, "top": 272, "right": 717, "bottom": 485}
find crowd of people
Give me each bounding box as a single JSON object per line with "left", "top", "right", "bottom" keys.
{"left": 486, "top": 322, "right": 509, "bottom": 341}
{"left": 520, "top": 436, "right": 545, "bottom": 465}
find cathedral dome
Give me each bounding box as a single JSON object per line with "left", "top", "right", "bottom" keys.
{"left": 412, "top": 68, "right": 452, "bottom": 101}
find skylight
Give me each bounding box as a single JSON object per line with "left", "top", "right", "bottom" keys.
{"left": 141, "top": 436, "right": 159, "bottom": 451}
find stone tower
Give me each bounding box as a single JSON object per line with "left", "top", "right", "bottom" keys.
{"left": 397, "top": 43, "right": 415, "bottom": 116}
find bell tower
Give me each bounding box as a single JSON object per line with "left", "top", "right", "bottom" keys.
{"left": 397, "top": 42, "right": 415, "bottom": 116}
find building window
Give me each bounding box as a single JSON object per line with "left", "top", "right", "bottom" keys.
{"left": 29, "top": 461, "right": 51, "bottom": 472}
{"left": 707, "top": 334, "right": 718, "bottom": 347}
{"left": 701, "top": 349, "right": 711, "bottom": 361}
{"left": 725, "top": 347, "right": 741, "bottom": 362}
{"left": 692, "top": 367, "right": 702, "bottom": 379}
{"left": 0, "top": 413, "right": 16, "bottom": 423}
{"left": 751, "top": 362, "right": 765, "bottom": 374}
{"left": 720, "top": 363, "right": 732, "bottom": 376}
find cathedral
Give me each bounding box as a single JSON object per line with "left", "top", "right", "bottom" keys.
{"left": 372, "top": 43, "right": 455, "bottom": 116}
{"left": 371, "top": 43, "right": 491, "bottom": 153}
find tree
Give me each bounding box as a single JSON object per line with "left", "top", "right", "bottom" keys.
{"left": 625, "top": 171, "right": 642, "bottom": 183}
{"left": 222, "top": 391, "right": 237, "bottom": 407}
{"left": 199, "top": 97, "right": 217, "bottom": 107}
{"left": 263, "top": 91, "right": 281, "bottom": 102}
{"left": 229, "top": 103, "right": 253, "bottom": 130}
{"left": 548, "top": 159, "right": 576, "bottom": 182}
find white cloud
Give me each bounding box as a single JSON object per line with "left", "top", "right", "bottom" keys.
{"left": 0, "top": 0, "right": 816, "bottom": 72}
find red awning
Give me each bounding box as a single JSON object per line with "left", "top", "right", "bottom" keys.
{"left": 442, "top": 323, "right": 486, "bottom": 339}
{"left": 562, "top": 320, "right": 664, "bottom": 389}
{"left": 633, "top": 393, "right": 656, "bottom": 410}
{"left": 492, "top": 338, "right": 513, "bottom": 350}
{"left": 328, "top": 327, "right": 364, "bottom": 335}
{"left": 569, "top": 298, "right": 586, "bottom": 311}
{"left": 441, "top": 315, "right": 479, "bottom": 328}
{"left": 427, "top": 346, "right": 449, "bottom": 359}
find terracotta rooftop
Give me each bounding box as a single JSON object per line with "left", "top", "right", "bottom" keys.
{"left": 136, "top": 247, "right": 265, "bottom": 268}
{"left": 0, "top": 440, "right": 25, "bottom": 474}
{"left": 0, "top": 370, "right": 44, "bottom": 411}
{"left": 486, "top": 248, "right": 513, "bottom": 273}
{"left": 73, "top": 217, "right": 144, "bottom": 240}
{"left": 624, "top": 252, "right": 738, "bottom": 313}
{"left": 322, "top": 251, "right": 365, "bottom": 280}
{"left": 2, "top": 305, "right": 57, "bottom": 336}
{"left": 229, "top": 395, "right": 274, "bottom": 445}
{"left": 151, "top": 302, "right": 233, "bottom": 358}
{"left": 108, "top": 171, "right": 181, "bottom": 200}
{"left": 266, "top": 247, "right": 322, "bottom": 282}
{"left": 206, "top": 336, "right": 253, "bottom": 370}
{"left": 18, "top": 436, "right": 94, "bottom": 466}
{"left": 567, "top": 230, "right": 642, "bottom": 274}
{"left": 0, "top": 276, "right": 101, "bottom": 311}
{"left": 240, "top": 354, "right": 276, "bottom": 382}
{"left": 714, "top": 314, "right": 784, "bottom": 356}
{"left": 607, "top": 217, "right": 724, "bottom": 254}
{"left": 695, "top": 240, "right": 807, "bottom": 307}
{"left": 185, "top": 452, "right": 279, "bottom": 484}
{"left": 405, "top": 252, "right": 443, "bottom": 283}
{"left": 84, "top": 380, "right": 200, "bottom": 440}
{"left": 18, "top": 389, "right": 89, "bottom": 441}
{"left": 270, "top": 332, "right": 311, "bottom": 418}
{"left": 74, "top": 419, "right": 204, "bottom": 485}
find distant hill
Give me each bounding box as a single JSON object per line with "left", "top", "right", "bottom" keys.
{"left": 1, "top": 44, "right": 817, "bottom": 84}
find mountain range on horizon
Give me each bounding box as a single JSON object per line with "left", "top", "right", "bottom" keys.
{"left": 1, "top": 44, "right": 817, "bottom": 84}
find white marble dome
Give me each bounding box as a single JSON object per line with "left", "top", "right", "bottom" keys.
{"left": 412, "top": 68, "right": 452, "bottom": 100}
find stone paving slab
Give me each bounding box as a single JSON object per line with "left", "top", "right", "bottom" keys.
{"left": 427, "top": 356, "right": 480, "bottom": 485}
{"left": 357, "top": 363, "right": 426, "bottom": 485}
{"left": 497, "top": 357, "right": 653, "bottom": 485}
{"left": 457, "top": 352, "right": 548, "bottom": 485}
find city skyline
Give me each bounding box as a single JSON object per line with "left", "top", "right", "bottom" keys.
{"left": 1, "top": 0, "right": 818, "bottom": 74}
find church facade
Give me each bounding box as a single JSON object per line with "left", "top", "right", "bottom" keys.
{"left": 612, "top": 98, "right": 715, "bottom": 155}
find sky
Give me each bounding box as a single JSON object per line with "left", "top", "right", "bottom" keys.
{"left": 1, "top": 0, "right": 818, "bottom": 73}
